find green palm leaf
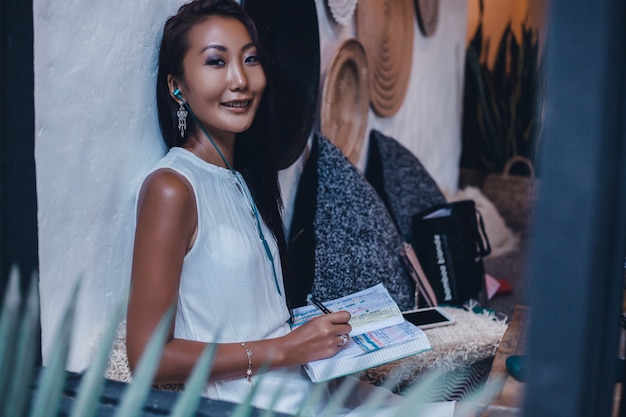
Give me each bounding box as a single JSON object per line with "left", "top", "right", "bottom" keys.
{"left": 451, "top": 375, "right": 502, "bottom": 417}
{"left": 354, "top": 368, "right": 406, "bottom": 416}
{"left": 168, "top": 342, "right": 218, "bottom": 417}
{"left": 295, "top": 379, "right": 330, "bottom": 416}
{"left": 390, "top": 370, "right": 446, "bottom": 417}
{"left": 29, "top": 279, "right": 80, "bottom": 417}
{"left": 0, "top": 267, "right": 21, "bottom": 410}
{"left": 230, "top": 361, "right": 273, "bottom": 417}
{"left": 113, "top": 306, "right": 174, "bottom": 417}
{"left": 317, "top": 376, "right": 360, "bottom": 417}
{"left": 7, "top": 272, "right": 40, "bottom": 417}
{"left": 70, "top": 301, "right": 125, "bottom": 417}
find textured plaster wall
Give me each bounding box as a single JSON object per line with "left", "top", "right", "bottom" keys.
{"left": 35, "top": 0, "right": 467, "bottom": 371}
{"left": 34, "top": 0, "right": 177, "bottom": 371}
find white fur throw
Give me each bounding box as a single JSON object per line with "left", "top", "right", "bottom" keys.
{"left": 104, "top": 321, "right": 132, "bottom": 383}
{"left": 104, "top": 322, "right": 183, "bottom": 392}
{"left": 361, "top": 306, "right": 507, "bottom": 386}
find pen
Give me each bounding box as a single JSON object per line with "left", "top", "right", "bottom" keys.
{"left": 306, "top": 293, "right": 332, "bottom": 314}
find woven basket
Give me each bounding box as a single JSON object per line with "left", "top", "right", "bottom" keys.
{"left": 481, "top": 156, "right": 537, "bottom": 235}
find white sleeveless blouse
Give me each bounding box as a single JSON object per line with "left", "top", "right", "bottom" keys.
{"left": 146, "top": 147, "right": 320, "bottom": 415}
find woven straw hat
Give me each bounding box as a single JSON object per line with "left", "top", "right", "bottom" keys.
{"left": 326, "top": 0, "right": 358, "bottom": 26}
{"left": 320, "top": 39, "right": 370, "bottom": 165}
{"left": 242, "top": 0, "right": 320, "bottom": 169}
{"left": 415, "top": 0, "right": 440, "bottom": 37}
{"left": 356, "top": 0, "right": 414, "bottom": 117}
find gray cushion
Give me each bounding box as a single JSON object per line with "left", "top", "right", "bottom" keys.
{"left": 365, "top": 129, "right": 446, "bottom": 242}
{"left": 287, "top": 133, "right": 414, "bottom": 311}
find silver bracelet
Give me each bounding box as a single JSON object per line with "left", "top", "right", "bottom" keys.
{"left": 240, "top": 341, "right": 253, "bottom": 383}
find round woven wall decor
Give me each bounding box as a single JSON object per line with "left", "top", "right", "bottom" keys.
{"left": 356, "top": 0, "right": 414, "bottom": 117}
{"left": 321, "top": 39, "right": 370, "bottom": 165}
{"left": 415, "top": 0, "right": 440, "bottom": 37}
{"left": 326, "top": 0, "right": 358, "bottom": 26}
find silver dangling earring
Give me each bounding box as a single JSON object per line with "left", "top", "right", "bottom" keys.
{"left": 177, "top": 102, "right": 188, "bottom": 137}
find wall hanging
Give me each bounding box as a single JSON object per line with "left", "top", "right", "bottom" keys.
{"left": 356, "top": 0, "right": 414, "bottom": 117}
{"left": 320, "top": 38, "right": 370, "bottom": 165}
{"left": 326, "top": 0, "right": 358, "bottom": 26}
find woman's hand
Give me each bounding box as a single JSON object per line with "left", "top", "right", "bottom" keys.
{"left": 279, "top": 311, "right": 352, "bottom": 366}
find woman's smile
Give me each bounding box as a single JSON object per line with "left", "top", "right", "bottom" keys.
{"left": 221, "top": 98, "right": 252, "bottom": 110}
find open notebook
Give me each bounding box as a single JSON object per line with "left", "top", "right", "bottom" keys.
{"left": 290, "top": 284, "right": 432, "bottom": 383}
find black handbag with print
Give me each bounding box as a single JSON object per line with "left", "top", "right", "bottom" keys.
{"left": 410, "top": 200, "right": 491, "bottom": 306}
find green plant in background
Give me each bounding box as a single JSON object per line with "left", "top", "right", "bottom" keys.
{"left": 461, "top": 0, "right": 544, "bottom": 176}
{"left": 0, "top": 266, "right": 500, "bottom": 416}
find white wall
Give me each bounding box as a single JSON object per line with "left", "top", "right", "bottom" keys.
{"left": 34, "top": 0, "right": 467, "bottom": 371}
{"left": 34, "top": 0, "right": 176, "bottom": 371}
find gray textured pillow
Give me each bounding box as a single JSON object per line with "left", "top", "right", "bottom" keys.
{"left": 288, "top": 133, "right": 414, "bottom": 311}
{"left": 365, "top": 129, "right": 446, "bottom": 242}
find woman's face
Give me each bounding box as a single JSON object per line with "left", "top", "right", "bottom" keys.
{"left": 176, "top": 15, "right": 266, "bottom": 143}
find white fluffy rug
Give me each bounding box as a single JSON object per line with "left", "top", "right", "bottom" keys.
{"left": 361, "top": 306, "right": 507, "bottom": 386}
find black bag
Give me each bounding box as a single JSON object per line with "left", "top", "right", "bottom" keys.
{"left": 410, "top": 200, "right": 491, "bottom": 306}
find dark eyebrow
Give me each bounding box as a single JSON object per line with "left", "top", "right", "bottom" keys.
{"left": 200, "top": 42, "right": 256, "bottom": 54}
{"left": 241, "top": 42, "right": 255, "bottom": 52}
{"left": 201, "top": 43, "right": 226, "bottom": 54}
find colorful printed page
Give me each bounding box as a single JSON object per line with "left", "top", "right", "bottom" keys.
{"left": 291, "top": 283, "right": 405, "bottom": 334}
{"left": 290, "top": 284, "right": 432, "bottom": 383}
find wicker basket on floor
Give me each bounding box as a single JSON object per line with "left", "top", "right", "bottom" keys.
{"left": 480, "top": 156, "right": 537, "bottom": 236}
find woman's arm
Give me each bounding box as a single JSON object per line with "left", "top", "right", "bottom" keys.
{"left": 126, "top": 169, "right": 351, "bottom": 384}
{"left": 126, "top": 168, "right": 198, "bottom": 381}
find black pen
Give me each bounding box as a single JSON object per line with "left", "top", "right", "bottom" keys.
{"left": 306, "top": 293, "right": 332, "bottom": 314}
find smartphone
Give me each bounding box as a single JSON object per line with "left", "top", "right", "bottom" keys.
{"left": 402, "top": 307, "right": 455, "bottom": 330}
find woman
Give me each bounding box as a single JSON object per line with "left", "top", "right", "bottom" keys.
{"left": 126, "top": 0, "right": 356, "bottom": 414}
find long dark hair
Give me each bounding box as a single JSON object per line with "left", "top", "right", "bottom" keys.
{"left": 156, "top": 0, "right": 290, "bottom": 300}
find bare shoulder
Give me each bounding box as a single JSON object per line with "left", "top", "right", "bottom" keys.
{"left": 137, "top": 168, "right": 195, "bottom": 217}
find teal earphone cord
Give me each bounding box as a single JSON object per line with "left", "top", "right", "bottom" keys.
{"left": 174, "top": 91, "right": 282, "bottom": 296}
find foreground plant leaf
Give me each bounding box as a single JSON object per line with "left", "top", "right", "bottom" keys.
{"left": 451, "top": 375, "right": 503, "bottom": 417}
{"left": 295, "top": 379, "right": 330, "bottom": 417}
{"left": 230, "top": 362, "right": 272, "bottom": 417}
{"left": 168, "top": 342, "right": 218, "bottom": 417}
{"left": 7, "top": 271, "right": 40, "bottom": 417}
{"left": 317, "top": 376, "right": 360, "bottom": 417}
{"left": 0, "top": 267, "right": 21, "bottom": 410}
{"left": 352, "top": 367, "right": 407, "bottom": 416}
{"left": 259, "top": 385, "right": 284, "bottom": 417}
{"left": 390, "top": 370, "right": 447, "bottom": 417}
{"left": 70, "top": 301, "right": 125, "bottom": 417}
{"left": 113, "top": 306, "right": 174, "bottom": 417}
{"left": 29, "top": 278, "right": 80, "bottom": 417}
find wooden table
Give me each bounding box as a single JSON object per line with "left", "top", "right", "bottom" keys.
{"left": 478, "top": 305, "right": 527, "bottom": 417}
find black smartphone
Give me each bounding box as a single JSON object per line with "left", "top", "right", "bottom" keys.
{"left": 402, "top": 307, "right": 455, "bottom": 330}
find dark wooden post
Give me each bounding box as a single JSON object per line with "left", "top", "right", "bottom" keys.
{"left": 523, "top": 0, "right": 626, "bottom": 416}
{"left": 0, "top": 0, "right": 38, "bottom": 301}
